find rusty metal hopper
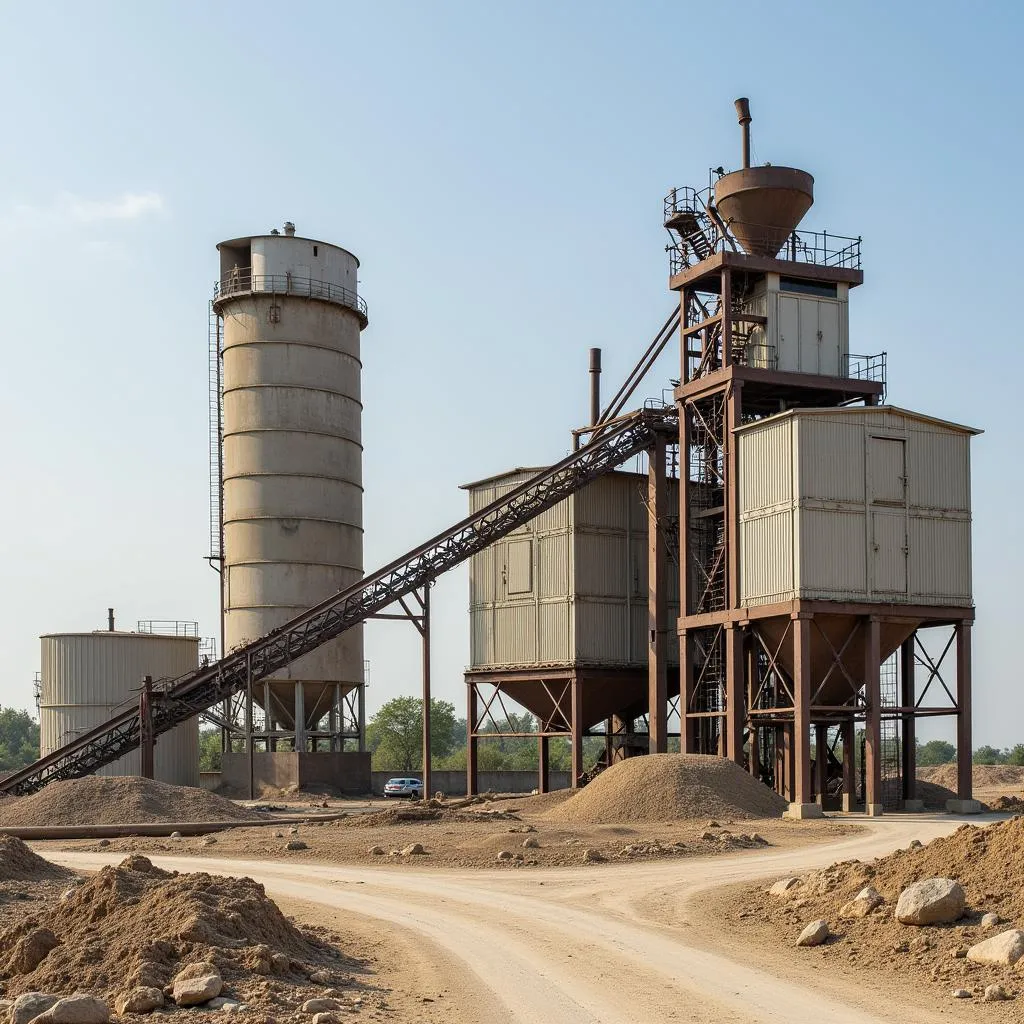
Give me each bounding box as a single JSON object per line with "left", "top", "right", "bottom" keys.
{"left": 714, "top": 166, "right": 814, "bottom": 258}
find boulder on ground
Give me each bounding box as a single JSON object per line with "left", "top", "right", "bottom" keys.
{"left": 34, "top": 996, "right": 110, "bottom": 1024}
{"left": 839, "top": 885, "right": 884, "bottom": 919}
{"left": 367, "top": 846, "right": 384, "bottom": 856}
{"left": 769, "top": 877, "right": 800, "bottom": 897}
{"left": 172, "top": 964, "right": 223, "bottom": 1007}
{"left": 981, "top": 912, "right": 1001, "bottom": 928}
{"left": 984, "top": 984, "right": 1011, "bottom": 1002}
{"left": 11, "top": 993, "right": 59, "bottom": 1024}
{"left": 895, "top": 878, "right": 965, "bottom": 925}
{"left": 951, "top": 989, "right": 972, "bottom": 999}
{"left": 582, "top": 849, "right": 604, "bottom": 863}
{"left": 114, "top": 988, "right": 163, "bottom": 1015}
{"left": 796, "top": 920, "right": 830, "bottom": 947}
{"left": 522, "top": 837, "right": 540, "bottom": 849}
{"left": 285, "top": 840, "right": 308, "bottom": 851}
{"left": 5, "top": 928, "right": 59, "bottom": 974}
{"left": 301, "top": 999, "right": 342, "bottom": 1014}
{"left": 967, "top": 929, "right": 1024, "bottom": 967}
{"left": 496, "top": 850, "right": 514, "bottom": 862}
{"left": 401, "top": 843, "right": 425, "bottom": 856}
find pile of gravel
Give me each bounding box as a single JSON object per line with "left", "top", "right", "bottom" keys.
{"left": 0, "top": 777, "right": 265, "bottom": 827}
{"left": 0, "top": 836, "right": 71, "bottom": 883}
{"left": 545, "top": 754, "right": 788, "bottom": 824}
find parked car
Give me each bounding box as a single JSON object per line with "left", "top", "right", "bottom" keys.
{"left": 383, "top": 777, "right": 423, "bottom": 799}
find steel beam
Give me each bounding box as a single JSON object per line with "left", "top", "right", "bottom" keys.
{"left": 863, "top": 617, "right": 882, "bottom": 814}
{"left": 792, "top": 616, "right": 812, "bottom": 805}
{"left": 956, "top": 622, "right": 973, "bottom": 801}
{"left": 900, "top": 635, "right": 916, "bottom": 802}
{"left": 648, "top": 434, "right": 668, "bottom": 753}
{"left": 725, "top": 625, "right": 745, "bottom": 765}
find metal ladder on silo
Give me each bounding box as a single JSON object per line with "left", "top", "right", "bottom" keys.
{"left": 206, "top": 303, "right": 223, "bottom": 570}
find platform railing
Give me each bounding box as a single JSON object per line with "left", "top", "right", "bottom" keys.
{"left": 213, "top": 269, "right": 368, "bottom": 325}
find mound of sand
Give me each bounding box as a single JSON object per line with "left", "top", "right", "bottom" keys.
{"left": 0, "top": 854, "right": 343, "bottom": 1000}
{"left": 918, "top": 763, "right": 1024, "bottom": 791}
{"left": 914, "top": 779, "right": 959, "bottom": 810}
{"left": 545, "top": 754, "right": 788, "bottom": 824}
{"left": 0, "top": 836, "right": 71, "bottom": 883}
{"left": 0, "top": 777, "right": 264, "bottom": 828}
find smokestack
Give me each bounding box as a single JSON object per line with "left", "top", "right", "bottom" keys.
{"left": 107, "top": 608, "right": 115, "bottom": 632}
{"left": 589, "top": 348, "right": 602, "bottom": 426}
{"left": 734, "top": 97, "right": 752, "bottom": 169}
{"left": 283, "top": 221, "right": 296, "bottom": 237}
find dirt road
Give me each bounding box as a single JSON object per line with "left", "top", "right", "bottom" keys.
{"left": 50, "top": 814, "right": 978, "bottom": 1024}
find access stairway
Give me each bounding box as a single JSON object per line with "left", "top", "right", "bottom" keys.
{"left": 1, "top": 406, "right": 678, "bottom": 796}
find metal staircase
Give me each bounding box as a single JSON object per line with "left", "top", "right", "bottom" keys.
{"left": 1, "top": 406, "right": 677, "bottom": 796}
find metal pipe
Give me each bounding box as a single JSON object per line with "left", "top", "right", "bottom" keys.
{"left": 589, "top": 348, "right": 602, "bottom": 426}
{"left": 107, "top": 608, "right": 115, "bottom": 632}
{"left": 734, "top": 97, "right": 751, "bottom": 169}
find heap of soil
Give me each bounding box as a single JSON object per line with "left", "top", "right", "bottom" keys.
{"left": 344, "top": 799, "right": 519, "bottom": 828}
{"left": 545, "top": 754, "right": 788, "bottom": 824}
{"left": 739, "top": 816, "right": 1024, "bottom": 1000}
{"left": 0, "top": 836, "right": 71, "bottom": 883}
{"left": 0, "top": 777, "right": 265, "bottom": 827}
{"left": 918, "top": 764, "right": 1024, "bottom": 791}
{"left": 0, "top": 854, "right": 345, "bottom": 1002}
{"left": 914, "top": 779, "right": 959, "bottom": 810}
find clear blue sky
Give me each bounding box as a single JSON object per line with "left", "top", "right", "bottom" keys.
{"left": 0, "top": 1, "right": 1020, "bottom": 747}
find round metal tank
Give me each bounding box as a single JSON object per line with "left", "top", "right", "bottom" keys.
{"left": 39, "top": 632, "right": 200, "bottom": 786}
{"left": 714, "top": 166, "right": 814, "bottom": 258}
{"left": 214, "top": 230, "right": 366, "bottom": 733}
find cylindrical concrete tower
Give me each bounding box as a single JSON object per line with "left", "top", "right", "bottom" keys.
{"left": 213, "top": 226, "right": 367, "bottom": 754}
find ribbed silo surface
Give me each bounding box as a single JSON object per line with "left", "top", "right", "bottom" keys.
{"left": 39, "top": 633, "right": 200, "bottom": 786}
{"left": 217, "top": 233, "right": 365, "bottom": 721}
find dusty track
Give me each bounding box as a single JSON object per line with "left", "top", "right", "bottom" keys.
{"left": 50, "top": 814, "right": 981, "bottom": 1024}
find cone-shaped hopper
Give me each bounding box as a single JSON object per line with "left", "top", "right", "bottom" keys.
{"left": 714, "top": 166, "right": 814, "bottom": 258}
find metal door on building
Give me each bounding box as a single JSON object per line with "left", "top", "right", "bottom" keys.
{"left": 778, "top": 294, "right": 800, "bottom": 371}
{"left": 868, "top": 436, "right": 908, "bottom": 594}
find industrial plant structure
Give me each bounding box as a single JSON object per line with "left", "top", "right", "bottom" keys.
{"left": 209, "top": 223, "right": 370, "bottom": 793}
{"left": 2, "top": 101, "right": 978, "bottom": 822}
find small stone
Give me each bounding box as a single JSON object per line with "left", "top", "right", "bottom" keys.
{"left": 951, "top": 947, "right": 966, "bottom": 959}
{"left": 909, "top": 839, "right": 923, "bottom": 849}
{"left": 951, "top": 988, "right": 972, "bottom": 999}
{"left": 796, "top": 920, "right": 830, "bottom": 947}
{"left": 301, "top": 999, "right": 342, "bottom": 1014}
{"left": 750, "top": 834, "right": 766, "bottom": 845}
{"left": 289, "top": 827, "right": 299, "bottom": 835}
{"left": 522, "top": 837, "right": 540, "bottom": 849}
{"left": 892, "top": 942, "right": 909, "bottom": 953}
{"left": 496, "top": 851, "right": 514, "bottom": 862}
{"left": 983, "top": 984, "right": 1010, "bottom": 1002}
{"left": 895, "top": 878, "right": 965, "bottom": 925}
{"left": 115, "top": 988, "right": 164, "bottom": 1015}
{"left": 273, "top": 831, "right": 284, "bottom": 838}
{"left": 367, "top": 846, "right": 385, "bottom": 856}
{"left": 203, "top": 836, "right": 217, "bottom": 846}
{"left": 169, "top": 831, "right": 183, "bottom": 839}
{"left": 308, "top": 970, "right": 332, "bottom": 985}
{"left": 36, "top": 996, "right": 110, "bottom": 1024}
{"left": 311, "top": 1015, "right": 337, "bottom": 1024}
{"left": 705, "top": 820, "right": 719, "bottom": 828}
{"left": 285, "top": 840, "right": 308, "bottom": 851}
{"left": 769, "top": 877, "right": 800, "bottom": 897}
{"left": 59, "top": 888, "right": 77, "bottom": 902}
{"left": 97, "top": 839, "right": 111, "bottom": 848}
{"left": 839, "top": 885, "right": 884, "bottom": 919}
{"left": 981, "top": 912, "right": 1001, "bottom": 928}
{"left": 401, "top": 843, "right": 425, "bottom": 856}
{"left": 172, "top": 965, "right": 223, "bottom": 1007}
{"left": 699, "top": 832, "right": 716, "bottom": 842}
{"left": 967, "top": 929, "right": 1024, "bottom": 966}
{"left": 582, "top": 849, "right": 604, "bottom": 863}
{"left": 270, "top": 953, "right": 290, "bottom": 974}
{"left": 12, "top": 993, "right": 59, "bottom": 1024}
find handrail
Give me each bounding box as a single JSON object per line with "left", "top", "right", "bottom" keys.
{"left": 213, "top": 269, "right": 368, "bottom": 326}
{"left": 1, "top": 406, "right": 677, "bottom": 795}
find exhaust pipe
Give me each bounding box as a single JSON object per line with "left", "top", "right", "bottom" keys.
{"left": 589, "top": 348, "right": 602, "bottom": 426}
{"left": 734, "top": 97, "right": 751, "bottom": 169}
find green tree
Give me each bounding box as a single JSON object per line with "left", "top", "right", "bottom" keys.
{"left": 973, "top": 745, "right": 1007, "bottom": 765}
{"left": 917, "top": 739, "right": 956, "bottom": 766}
{"left": 0, "top": 707, "right": 40, "bottom": 773}
{"left": 366, "top": 697, "right": 458, "bottom": 773}
{"left": 198, "top": 728, "right": 222, "bottom": 772}
{"left": 1006, "top": 744, "right": 1024, "bottom": 766}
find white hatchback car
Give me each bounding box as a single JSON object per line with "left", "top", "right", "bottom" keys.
{"left": 383, "top": 777, "right": 423, "bottom": 799}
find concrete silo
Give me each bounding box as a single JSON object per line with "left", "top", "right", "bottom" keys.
{"left": 212, "top": 223, "right": 370, "bottom": 793}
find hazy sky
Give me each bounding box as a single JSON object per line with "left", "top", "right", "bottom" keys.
{"left": 0, "top": 1, "right": 1020, "bottom": 747}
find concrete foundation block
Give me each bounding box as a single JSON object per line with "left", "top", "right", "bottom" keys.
{"left": 865, "top": 803, "right": 884, "bottom": 817}
{"left": 946, "top": 799, "right": 983, "bottom": 815}
{"left": 785, "top": 802, "right": 825, "bottom": 820}
{"left": 903, "top": 799, "right": 925, "bottom": 812}
{"left": 842, "top": 794, "right": 856, "bottom": 812}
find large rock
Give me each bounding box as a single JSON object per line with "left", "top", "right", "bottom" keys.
{"left": 769, "top": 877, "right": 800, "bottom": 897}
{"left": 35, "top": 996, "right": 110, "bottom": 1024}
{"left": 895, "top": 878, "right": 965, "bottom": 925}
{"left": 839, "top": 885, "right": 884, "bottom": 919}
{"left": 114, "top": 988, "right": 163, "bottom": 1015}
{"left": 796, "top": 920, "right": 830, "bottom": 947}
{"left": 5, "top": 929, "right": 60, "bottom": 975}
{"left": 967, "top": 929, "right": 1024, "bottom": 967}
{"left": 172, "top": 964, "right": 223, "bottom": 1007}
{"left": 401, "top": 843, "right": 425, "bottom": 856}
{"left": 11, "top": 993, "right": 58, "bottom": 1024}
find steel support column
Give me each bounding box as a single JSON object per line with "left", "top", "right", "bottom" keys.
{"left": 648, "top": 434, "right": 668, "bottom": 753}
{"left": 680, "top": 631, "right": 696, "bottom": 753}
{"left": 725, "top": 625, "right": 744, "bottom": 765}
{"left": 421, "top": 585, "right": 432, "bottom": 799}
{"left": 863, "top": 617, "right": 882, "bottom": 815}
{"left": 245, "top": 653, "right": 254, "bottom": 800}
{"left": 841, "top": 718, "right": 856, "bottom": 811}
{"left": 571, "top": 674, "right": 584, "bottom": 788}
{"left": 539, "top": 735, "right": 550, "bottom": 794}
{"left": 467, "top": 684, "right": 479, "bottom": 796}
{"left": 792, "top": 616, "right": 813, "bottom": 807}
{"left": 900, "top": 636, "right": 917, "bottom": 803}
{"left": 139, "top": 675, "right": 154, "bottom": 781}
{"left": 294, "top": 682, "right": 306, "bottom": 754}
{"left": 956, "top": 622, "right": 973, "bottom": 801}
{"left": 814, "top": 723, "right": 827, "bottom": 807}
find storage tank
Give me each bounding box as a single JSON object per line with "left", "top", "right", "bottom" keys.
{"left": 213, "top": 225, "right": 367, "bottom": 749}
{"left": 39, "top": 629, "right": 200, "bottom": 786}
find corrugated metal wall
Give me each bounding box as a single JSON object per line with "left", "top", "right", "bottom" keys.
{"left": 739, "top": 408, "right": 974, "bottom": 607}
{"left": 467, "top": 470, "right": 679, "bottom": 669}
{"left": 40, "top": 633, "right": 200, "bottom": 786}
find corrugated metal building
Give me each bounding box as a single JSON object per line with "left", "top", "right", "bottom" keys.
{"left": 737, "top": 406, "right": 978, "bottom": 607}
{"left": 465, "top": 469, "right": 680, "bottom": 670}
{"left": 39, "top": 631, "right": 200, "bottom": 787}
